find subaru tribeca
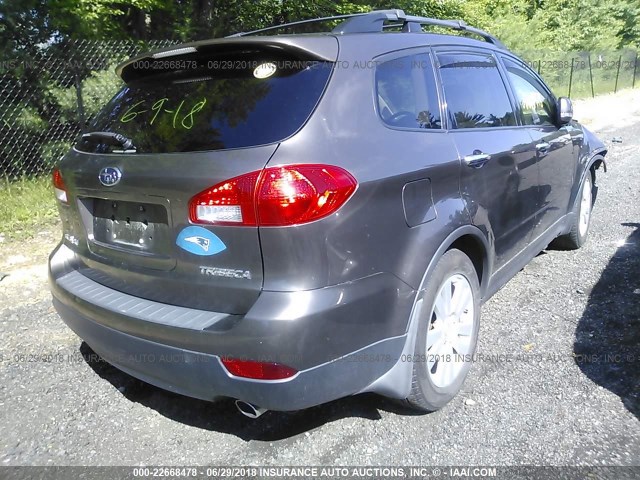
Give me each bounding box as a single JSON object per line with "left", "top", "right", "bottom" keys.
{"left": 49, "top": 10, "right": 607, "bottom": 416}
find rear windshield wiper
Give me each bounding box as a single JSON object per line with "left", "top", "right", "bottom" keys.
{"left": 81, "top": 131, "right": 136, "bottom": 153}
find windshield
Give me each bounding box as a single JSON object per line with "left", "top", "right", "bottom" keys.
{"left": 77, "top": 58, "right": 332, "bottom": 153}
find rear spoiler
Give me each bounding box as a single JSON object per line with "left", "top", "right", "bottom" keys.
{"left": 116, "top": 36, "right": 339, "bottom": 83}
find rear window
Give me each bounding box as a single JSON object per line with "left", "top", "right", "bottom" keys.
{"left": 375, "top": 53, "right": 442, "bottom": 130}
{"left": 77, "top": 54, "right": 333, "bottom": 154}
{"left": 437, "top": 52, "right": 516, "bottom": 129}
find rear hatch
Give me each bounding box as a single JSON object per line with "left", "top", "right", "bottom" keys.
{"left": 56, "top": 37, "right": 337, "bottom": 313}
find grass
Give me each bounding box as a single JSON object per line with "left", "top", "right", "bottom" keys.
{"left": 0, "top": 176, "right": 60, "bottom": 241}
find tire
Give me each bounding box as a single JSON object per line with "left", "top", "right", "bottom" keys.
{"left": 404, "top": 248, "right": 481, "bottom": 412}
{"left": 552, "top": 171, "right": 593, "bottom": 250}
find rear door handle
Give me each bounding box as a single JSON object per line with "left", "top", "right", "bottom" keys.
{"left": 464, "top": 152, "right": 491, "bottom": 168}
{"left": 536, "top": 142, "right": 550, "bottom": 153}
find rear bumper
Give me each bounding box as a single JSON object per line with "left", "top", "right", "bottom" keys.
{"left": 49, "top": 243, "right": 415, "bottom": 410}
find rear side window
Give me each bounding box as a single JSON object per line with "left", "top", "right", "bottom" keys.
{"left": 437, "top": 52, "right": 516, "bottom": 129}
{"left": 502, "top": 57, "right": 556, "bottom": 127}
{"left": 77, "top": 53, "right": 332, "bottom": 154}
{"left": 375, "top": 53, "right": 441, "bottom": 129}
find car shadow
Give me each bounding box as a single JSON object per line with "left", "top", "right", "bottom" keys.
{"left": 574, "top": 222, "right": 640, "bottom": 419}
{"left": 79, "top": 342, "right": 423, "bottom": 441}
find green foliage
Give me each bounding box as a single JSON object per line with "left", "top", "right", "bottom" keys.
{"left": 49, "top": 68, "right": 122, "bottom": 123}
{"left": 47, "top": 85, "right": 77, "bottom": 124}
{"left": 1, "top": 0, "right": 639, "bottom": 180}
{"left": 40, "top": 140, "right": 73, "bottom": 169}
{"left": 3, "top": 0, "right": 640, "bottom": 51}
{"left": 2, "top": 0, "right": 639, "bottom": 52}
{"left": 528, "top": 0, "right": 625, "bottom": 51}
{"left": 457, "top": 0, "right": 640, "bottom": 53}
{"left": 335, "top": 0, "right": 464, "bottom": 19}
{"left": 47, "top": 0, "right": 169, "bottom": 39}
{"left": 10, "top": 107, "right": 48, "bottom": 132}
{"left": 0, "top": 177, "right": 59, "bottom": 239}
{"left": 79, "top": 70, "right": 122, "bottom": 118}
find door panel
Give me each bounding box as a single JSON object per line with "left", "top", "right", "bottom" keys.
{"left": 528, "top": 126, "right": 575, "bottom": 234}
{"left": 501, "top": 56, "right": 576, "bottom": 236}
{"left": 436, "top": 51, "right": 539, "bottom": 269}
{"left": 454, "top": 130, "right": 538, "bottom": 268}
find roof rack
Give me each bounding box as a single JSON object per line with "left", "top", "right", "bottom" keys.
{"left": 228, "top": 9, "right": 506, "bottom": 49}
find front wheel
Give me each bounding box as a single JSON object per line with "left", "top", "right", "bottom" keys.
{"left": 404, "top": 249, "right": 480, "bottom": 412}
{"left": 552, "top": 172, "right": 593, "bottom": 250}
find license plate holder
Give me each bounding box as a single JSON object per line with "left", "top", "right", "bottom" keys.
{"left": 91, "top": 198, "right": 170, "bottom": 253}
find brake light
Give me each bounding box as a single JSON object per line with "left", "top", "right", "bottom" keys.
{"left": 189, "top": 164, "right": 356, "bottom": 227}
{"left": 221, "top": 358, "right": 298, "bottom": 380}
{"left": 52, "top": 168, "right": 68, "bottom": 204}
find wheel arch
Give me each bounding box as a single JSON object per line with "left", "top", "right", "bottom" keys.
{"left": 448, "top": 234, "right": 488, "bottom": 299}
{"left": 433, "top": 225, "right": 492, "bottom": 300}
{"left": 577, "top": 152, "right": 607, "bottom": 208}
{"left": 361, "top": 224, "right": 491, "bottom": 399}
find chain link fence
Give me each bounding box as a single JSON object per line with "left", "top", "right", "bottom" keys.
{"left": 1, "top": 41, "right": 638, "bottom": 180}
{"left": 0, "top": 40, "right": 178, "bottom": 180}
{"left": 522, "top": 49, "right": 639, "bottom": 99}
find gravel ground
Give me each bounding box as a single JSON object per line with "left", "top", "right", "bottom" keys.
{"left": 0, "top": 94, "right": 639, "bottom": 468}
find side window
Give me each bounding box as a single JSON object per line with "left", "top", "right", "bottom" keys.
{"left": 437, "top": 52, "right": 516, "bottom": 129}
{"left": 375, "top": 53, "right": 441, "bottom": 129}
{"left": 503, "top": 57, "right": 556, "bottom": 126}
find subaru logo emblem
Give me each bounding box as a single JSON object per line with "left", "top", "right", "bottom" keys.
{"left": 98, "top": 167, "right": 122, "bottom": 187}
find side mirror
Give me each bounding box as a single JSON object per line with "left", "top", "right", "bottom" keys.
{"left": 558, "top": 97, "right": 573, "bottom": 124}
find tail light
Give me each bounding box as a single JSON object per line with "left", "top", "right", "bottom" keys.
{"left": 52, "top": 168, "right": 68, "bottom": 204}
{"left": 221, "top": 358, "right": 298, "bottom": 380}
{"left": 189, "top": 164, "right": 357, "bottom": 227}
{"left": 189, "top": 171, "right": 259, "bottom": 225}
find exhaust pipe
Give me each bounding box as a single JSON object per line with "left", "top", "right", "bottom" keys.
{"left": 235, "top": 400, "right": 267, "bottom": 419}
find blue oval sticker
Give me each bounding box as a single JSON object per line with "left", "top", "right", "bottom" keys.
{"left": 176, "top": 226, "right": 226, "bottom": 256}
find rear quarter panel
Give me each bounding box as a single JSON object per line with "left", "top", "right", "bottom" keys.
{"left": 260, "top": 38, "right": 469, "bottom": 299}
